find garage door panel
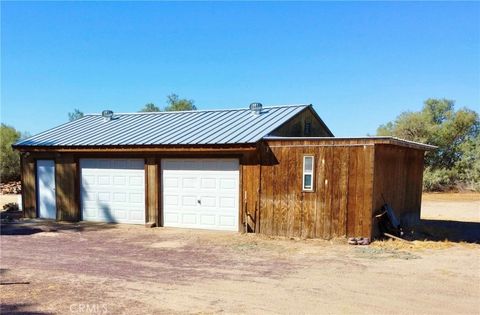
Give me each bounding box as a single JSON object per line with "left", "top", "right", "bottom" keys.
{"left": 200, "top": 178, "right": 216, "bottom": 189}
{"left": 113, "top": 210, "right": 128, "bottom": 220}
{"left": 82, "top": 191, "right": 97, "bottom": 201}
{"left": 182, "top": 177, "right": 197, "bottom": 188}
{"left": 82, "top": 208, "right": 98, "bottom": 219}
{"left": 165, "top": 213, "right": 179, "bottom": 223}
{"left": 219, "top": 178, "right": 236, "bottom": 190}
{"left": 80, "top": 159, "right": 145, "bottom": 224}
{"left": 164, "top": 195, "right": 178, "bottom": 206}
{"left": 182, "top": 213, "right": 197, "bottom": 224}
{"left": 162, "top": 159, "right": 239, "bottom": 231}
{"left": 219, "top": 215, "right": 236, "bottom": 227}
{"left": 200, "top": 215, "right": 216, "bottom": 225}
{"left": 129, "top": 210, "right": 144, "bottom": 220}
{"left": 83, "top": 175, "right": 96, "bottom": 185}
{"left": 97, "top": 192, "right": 110, "bottom": 201}
{"left": 97, "top": 176, "right": 110, "bottom": 185}
{"left": 129, "top": 176, "right": 143, "bottom": 186}
{"left": 129, "top": 192, "right": 144, "bottom": 203}
{"left": 182, "top": 196, "right": 198, "bottom": 207}
{"left": 164, "top": 177, "right": 179, "bottom": 188}
{"left": 113, "top": 192, "right": 127, "bottom": 202}
{"left": 113, "top": 176, "right": 126, "bottom": 185}
{"left": 219, "top": 197, "right": 235, "bottom": 208}
{"left": 200, "top": 196, "right": 216, "bottom": 207}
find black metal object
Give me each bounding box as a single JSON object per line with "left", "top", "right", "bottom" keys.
{"left": 375, "top": 195, "right": 404, "bottom": 237}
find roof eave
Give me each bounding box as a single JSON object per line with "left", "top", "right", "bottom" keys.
{"left": 13, "top": 143, "right": 258, "bottom": 153}
{"left": 262, "top": 136, "right": 437, "bottom": 151}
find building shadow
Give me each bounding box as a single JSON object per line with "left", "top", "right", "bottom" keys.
{"left": 0, "top": 303, "right": 52, "bottom": 315}
{"left": 0, "top": 219, "right": 119, "bottom": 236}
{"left": 0, "top": 268, "right": 29, "bottom": 285}
{"left": 97, "top": 201, "right": 117, "bottom": 224}
{"left": 81, "top": 182, "right": 118, "bottom": 224}
{"left": 0, "top": 224, "right": 44, "bottom": 235}
{"left": 410, "top": 219, "right": 480, "bottom": 243}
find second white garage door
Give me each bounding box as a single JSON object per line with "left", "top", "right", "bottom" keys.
{"left": 162, "top": 159, "right": 239, "bottom": 231}
{"left": 80, "top": 159, "right": 145, "bottom": 224}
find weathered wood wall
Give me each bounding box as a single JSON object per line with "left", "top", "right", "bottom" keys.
{"left": 372, "top": 144, "right": 424, "bottom": 237}
{"left": 269, "top": 107, "right": 332, "bottom": 137}
{"left": 258, "top": 140, "right": 375, "bottom": 239}
{"left": 145, "top": 158, "right": 159, "bottom": 226}
{"left": 19, "top": 141, "right": 426, "bottom": 240}
{"left": 21, "top": 155, "right": 37, "bottom": 218}
{"left": 55, "top": 155, "right": 79, "bottom": 221}
{"left": 240, "top": 151, "right": 261, "bottom": 232}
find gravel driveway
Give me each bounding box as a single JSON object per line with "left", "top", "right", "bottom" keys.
{"left": 1, "top": 221, "right": 479, "bottom": 314}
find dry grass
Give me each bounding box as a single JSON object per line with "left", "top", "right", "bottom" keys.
{"left": 422, "top": 192, "right": 480, "bottom": 201}
{"left": 371, "top": 238, "right": 479, "bottom": 251}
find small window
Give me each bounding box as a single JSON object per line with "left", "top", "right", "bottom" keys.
{"left": 304, "top": 122, "right": 312, "bottom": 135}
{"left": 302, "top": 155, "right": 314, "bottom": 191}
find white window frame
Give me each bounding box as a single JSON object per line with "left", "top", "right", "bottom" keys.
{"left": 302, "top": 155, "right": 314, "bottom": 192}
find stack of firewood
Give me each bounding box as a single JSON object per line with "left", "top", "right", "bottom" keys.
{"left": 0, "top": 181, "right": 22, "bottom": 194}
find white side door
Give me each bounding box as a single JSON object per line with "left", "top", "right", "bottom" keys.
{"left": 162, "top": 159, "right": 239, "bottom": 231}
{"left": 36, "top": 160, "right": 56, "bottom": 219}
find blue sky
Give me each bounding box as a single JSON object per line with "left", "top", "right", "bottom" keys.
{"left": 1, "top": 2, "right": 479, "bottom": 137}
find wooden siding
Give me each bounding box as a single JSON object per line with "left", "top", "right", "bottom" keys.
{"left": 269, "top": 107, "right": 332, "bottom": 137}
{"left": 372, "top": 144, "right": 425, "bottom": 237}
{"left": 240, "top": 151, "right": 261, "bottom": 233}
{"left": 18, "top": 139, "right": 426, "bottom": 240}
{"left": 145, "top": 158, "right": 159, "bottom": 226}
{"left": 21, "top": 155, "right": 36, "bottom": 218}
{"left": 55, "top": 155, "right": 79, "bottom": 221}
{"left": 258, "top": 140, "right": 375, "bottom": 239}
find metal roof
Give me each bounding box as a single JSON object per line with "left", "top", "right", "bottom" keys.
{"left": 15, "top": 104, "right": 312, "bottom": 147}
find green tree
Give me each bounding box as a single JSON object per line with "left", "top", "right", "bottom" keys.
{"left": 68, "top": 109, "right": 84, "bottom": 121}
{"left": 0, "top": 124, "right": 21, "bottom": 182}
{"left": 140, "top": 103, "right": 160, "bottom": 112}
{"left": 164, "top": 94, "right": 196, "bottom": 111}
{"left": 377, "top": 98, "right": 479, "bottom": 191}
{"left": 455, "top": 133, "right": 480, "bottom": 191}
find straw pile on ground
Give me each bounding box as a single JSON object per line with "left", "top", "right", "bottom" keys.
{"left": 371, "top": 239, "right": 477, "bottom": 250}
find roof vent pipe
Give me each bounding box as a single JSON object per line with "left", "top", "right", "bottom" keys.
{"left": 102, "top": 110, "right": 114, "bottom": 122}
{"left": 249, "top": 102, "right": 263, "bottom": 115}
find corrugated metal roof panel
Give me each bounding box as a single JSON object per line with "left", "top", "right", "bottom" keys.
{"left": 15, "top": 104, "right": 312, "bottom": 147}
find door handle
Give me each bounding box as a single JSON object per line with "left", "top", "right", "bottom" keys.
{"left": 197, "top": 199, "right": 201, "bottom": 205}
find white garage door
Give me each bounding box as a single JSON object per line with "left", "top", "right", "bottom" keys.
{"left": 80, "top": 159, "right": 145, "bottom": 224}
{"left": 162, "top": 159, "right": 239, "bottom": 231}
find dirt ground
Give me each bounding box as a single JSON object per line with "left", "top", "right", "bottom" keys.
{"left": 1, "top": 221, "right": 479, "bottom": 315}
{"left": 0, "top": 194, "right": 20, "bottom": 209}
{"left": 421, "top": 193, "right": 479, "bottom": 222}
{"left": 1, "top": 193, "right": 479, "bottom": 314}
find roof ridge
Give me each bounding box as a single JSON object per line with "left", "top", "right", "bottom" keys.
{"left": 84, "top": 104, "right": 311, "bottom": 116}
